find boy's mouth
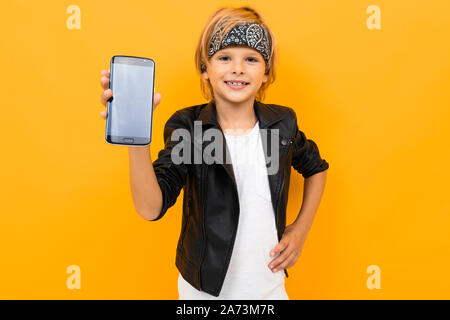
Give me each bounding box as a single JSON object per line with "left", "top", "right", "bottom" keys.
{"left": 224, "top": 81, "right": 250, "bottom": 87}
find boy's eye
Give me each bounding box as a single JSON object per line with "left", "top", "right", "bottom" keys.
{"left": 218, "top": 56, "right": 258, "bottom": 62}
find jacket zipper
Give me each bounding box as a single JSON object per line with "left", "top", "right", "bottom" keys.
{"left": 198, "top": 163, "right": 207, "bottom": 290}
{"left": 275, "top": 136, "right": 294, "bottom": 231}
{"left": 179, "top": 197, "right": 191, "bottom": 247}
{"left": 274, "top": 171, "right": 290, "bottom": 278}
{"left": 275, "top": 178, "right": 284, "bottom": 241}
{"left": 275, "top": 137, "right": 293, "bottom": 278}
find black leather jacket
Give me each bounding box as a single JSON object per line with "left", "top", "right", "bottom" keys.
{"left": 151, "top": 99, "right": 329, "bottom": 297}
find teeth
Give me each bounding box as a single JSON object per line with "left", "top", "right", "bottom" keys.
{"left": 226, "top": 81, "right": 247, "bottom": 86}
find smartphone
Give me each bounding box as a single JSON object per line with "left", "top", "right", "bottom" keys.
{"left": 105, "top": 55, "right": 155, "bottom": 146}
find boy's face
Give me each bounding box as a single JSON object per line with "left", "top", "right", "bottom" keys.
{"left": 202, "top": 45, "right": 268, "bottom": 104}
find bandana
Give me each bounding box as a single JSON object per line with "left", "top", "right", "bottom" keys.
{"left": 205, "top": 22, "right": 272, "bottom": 73}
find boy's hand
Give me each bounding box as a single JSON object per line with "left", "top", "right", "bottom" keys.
{"left": 99, "top": 69, "right": 162, "bottom": 120}
{"left": 268, "top": 223, "right": 307, "bottom": 273}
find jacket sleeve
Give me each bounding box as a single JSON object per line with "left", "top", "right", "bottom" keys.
{"left": 290, "top": 110, "right": 329, "bottom": 179}
{"left": 150, "top": 111, "right": 189, "bottom": 221}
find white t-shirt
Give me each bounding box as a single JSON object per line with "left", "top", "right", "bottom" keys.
{"left": 178, "top": 120, "right": 289, "bottom": 300}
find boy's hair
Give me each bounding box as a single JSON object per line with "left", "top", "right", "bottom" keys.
{"left": 194, "top": 6, "right": 278, "bottom": 102}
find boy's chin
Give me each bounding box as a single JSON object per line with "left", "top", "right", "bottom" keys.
{"left": 222, "top": 93, "right": 256, "bottom": 103}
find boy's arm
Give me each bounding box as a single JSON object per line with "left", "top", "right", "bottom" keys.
{"left": 290, "top": 110, "right": 329, "bottom": 231}
{"left": 292, "top": 170, "right": 327, "bottom": 232}
{"left": 149, "top": 111, "right": 189, "bottom": 221}
{"left": 128, "top": 146, "right": 163, "bottom": 221}
{"left": 128, "top": 111, "right": 188, "bottom": 221}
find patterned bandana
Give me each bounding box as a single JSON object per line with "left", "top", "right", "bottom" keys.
{"left": 205, "top": 22, "right": 272, "bottom": 73}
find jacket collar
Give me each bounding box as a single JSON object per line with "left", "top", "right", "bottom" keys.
{"left": 197, "top": 99, "right": 284, "bottom": 129}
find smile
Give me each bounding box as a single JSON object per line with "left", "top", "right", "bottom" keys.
{"left": 224, "top": 81, "right": 249, "bottom": 90}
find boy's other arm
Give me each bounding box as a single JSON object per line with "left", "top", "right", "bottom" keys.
{"left": 289, "top": 108, "right": 329, "bottom": 231}
{"left": 128, "top": 146, "right": 163, "bottom": 221}
{"left": 292, "top": 170, "right": 327, "bottom": 233}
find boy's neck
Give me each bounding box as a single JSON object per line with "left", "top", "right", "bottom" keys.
{"left": 214, "top": 97, "right": 258, "bottom": 131}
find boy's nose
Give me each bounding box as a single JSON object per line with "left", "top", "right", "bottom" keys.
{"left": 231, "top": 65, "right": 244, "bottom": 73}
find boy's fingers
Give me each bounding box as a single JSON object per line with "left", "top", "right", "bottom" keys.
{"left": 153, "top": 92, "right": 162, "bottom": 108}
{"left": 100, "top": 89, "right": 112, "bottom": 105}
{"left": 100, "top": 76, "right": 110, "bottom": 89}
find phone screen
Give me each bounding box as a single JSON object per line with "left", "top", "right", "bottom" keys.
{"left": 105, "top": 55, "right": 155, "bottom": 146}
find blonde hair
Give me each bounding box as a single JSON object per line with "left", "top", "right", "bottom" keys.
{"left": 194, "top": 6, "right": 278, "bottom": 102}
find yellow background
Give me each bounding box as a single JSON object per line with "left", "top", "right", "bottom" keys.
{"left": 1, "top": 0, "right": 449, "bottom": 299}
